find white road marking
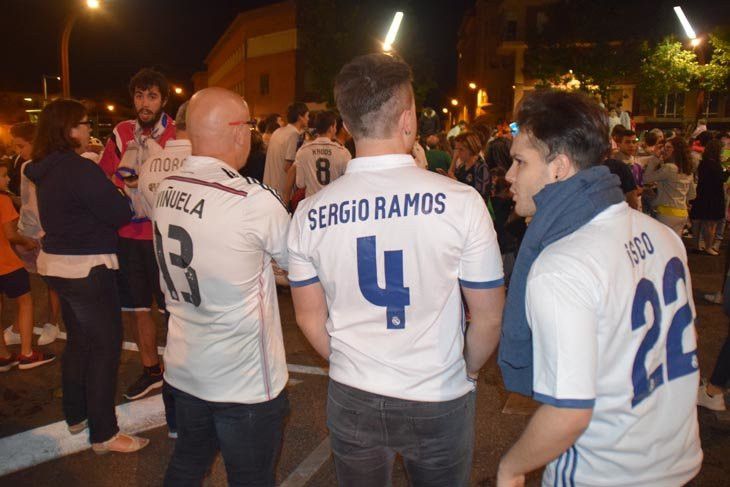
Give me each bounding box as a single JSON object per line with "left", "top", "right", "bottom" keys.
{"left": 279, "top": 437, "right": 332, "bottom": 487}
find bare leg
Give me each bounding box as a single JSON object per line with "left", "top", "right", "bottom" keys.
{"left": 17, "top": 293, "right": 34, "bottom": 356}
{"left": 48, "top": 287, "right": 62, "bottom": 325}
{"left": 704, "top": 221, "right": 718, "bottom": 252}
{"left": 0, "top": 309, "right": 10, "bottom": 358}
{"left": 134, "top": 310, "right": 159, "bottom": 367}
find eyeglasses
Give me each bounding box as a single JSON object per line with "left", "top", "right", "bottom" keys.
{"left": 78, "top": 120, "right": 94, "bottom": 127}
{"left": 228, "top": 120, "right": 257, "bottom": 128}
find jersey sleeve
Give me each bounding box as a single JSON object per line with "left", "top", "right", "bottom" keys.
{"left": 294, "top": 160, "right": 304, "bottom": 189}
{"left": 527, "top": 271, "right": 598, "bottom": 408}
{"left": 252, "top": 190, "right": 291, "bottom": 270}
{"left": 285, "top": 132, "right": 298, "bottom": 162}
{"left": 0, "top": 194, "right": 19, "bottom": 223}
{"left": 286, "top": 206, "right": 319, "bottom": 287}
{"left": 98, "top": 130, "right": 122, "bottom": 178}
{"left": 458, "top": 190, "right": 503, "bottom": 288}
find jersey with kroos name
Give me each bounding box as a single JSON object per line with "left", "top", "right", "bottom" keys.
{"left": 156, "top": 155, "right": 290, "bottom": 404}
{"left": 526, "top": 202, "right": 702, "bottom": 487}
{"left": 139, "top": 139, "right": 192, "bottom": 219}
{"left": 294, "top": 137, "right": 351, "bottom": 197}
{"left": 288, "top": 154, "right": 504, "bottom": 402}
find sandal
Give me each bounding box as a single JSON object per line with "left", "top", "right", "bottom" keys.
{"left": 92, "top": 433, "right": 149, "bottom": 454}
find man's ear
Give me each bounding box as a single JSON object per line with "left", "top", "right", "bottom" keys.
{"left": 552, "top": 153, "right": 577, "bottom": 180}
{"left": 400, "top": 108, "right": 413, "bottom": 136}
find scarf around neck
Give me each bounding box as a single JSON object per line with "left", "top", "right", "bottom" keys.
{"left": 497, "top": 165, "right": 624, "bottom": 397}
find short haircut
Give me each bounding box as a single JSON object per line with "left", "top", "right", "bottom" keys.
{"left": 644, "top": 131, "right": 659, "bottom": 147}
{"left": 10, "top": 122, "right": 36, "bottom": 142}
{"left": 620, "top": 130, "right": 636, "bottom": 139}
{"left": 286, "top": 102, "right": 309, "bottom": 124}
{"left": 32, "top": 99, "right": 86, "bottom": 160}
{"left": 262, "top": 113, "right": 281, "bottom": 133}
{"left": 129, "top": 68, "right": 169, "bottom": 100}
{"left": 334, "top": 53, "right": 413, "bottom": 139}
{"left": 314, "top": 110, "right": 337, "bottom": 135}
{"left": 515, "top": 90, "right": 609, "bottom": 170}
{"left": 453, "top": 131, "right": 482, "bottom": 156}
{"left": 611, "top": 124, "right": 626, "bottom": 138}
{"left": 175, "top": 101, "right": 189, "bottom": 131}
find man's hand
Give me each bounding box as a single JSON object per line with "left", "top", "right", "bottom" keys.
{"left": 496, "top": 466, "right": 525, "bottom": 487}
{"left": 21, "top": 238, "right": 39, "bottom": 251}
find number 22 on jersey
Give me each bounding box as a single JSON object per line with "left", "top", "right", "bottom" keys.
{"left": 631, "top": 257, "right": 697, "bottom": 407}
{"left": 356, "top": 236, "right": 410, "bottom": 329}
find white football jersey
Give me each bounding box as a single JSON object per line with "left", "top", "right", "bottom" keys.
{"left": 156, "top": 156, "right": 290, "bottom": 404}
{"left": 139, "top": 139, "right": 192, "bottom": 218}
{"left": 263, "top": 124, "right": 300, "bottom": 197}
{"left": 294, "top": 137, "right": 351, "bottom": 197}
{"left": 526, "top": 203, "right": 702, "bottom": 487}
{"left": 288, "top": 154, "right": 503, "bottom": 402}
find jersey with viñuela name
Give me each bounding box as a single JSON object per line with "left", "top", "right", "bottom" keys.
{"left": 287, "top": 154, "right": 503, "bottom": 402}
{"left": 526, "top": 202, "right": 702, "bottom": 487}
{"left": 155, "top": 155, "right": 290, "bottom": 404}
{"left": 294, "top": 137, "right": 351, "bottom": 197}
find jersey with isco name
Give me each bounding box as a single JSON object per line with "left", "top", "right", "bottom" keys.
{"left": 294, "top": 137, "right": 351, "bottom": 197}
{"left": 156, "top": 156, "right": 290, "bottom": 404}
{"left": 139, "top": 139, "right": 192, "bottom": 219}
{"left": 288, "top": 154, "right": 504, "bottom": 402}
{"left": 526, "top": 203, "right": 702, "bottom": 487}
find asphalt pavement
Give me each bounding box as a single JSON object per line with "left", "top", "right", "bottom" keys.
{"left": 0, "top": 242, "right": 728, "bottom": 486}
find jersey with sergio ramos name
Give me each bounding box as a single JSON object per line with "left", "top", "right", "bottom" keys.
{"left": 139, "top": 139, "right": 192, "bottom": 219}
{"left": 294, "top": 137, "right": 351, "bottom": 197}
{"left": 526, "top": 202, "right": 702, "bottom": 487}
{"left": 288, "top": 154, "right": 504, "bottom": 402}
{"left": 155, "top": 155, "right": 290, "bottom": 404}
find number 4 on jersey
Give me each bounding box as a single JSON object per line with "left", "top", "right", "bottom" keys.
{"left": 356, "top": 236, "right": 410, "bottom": 329}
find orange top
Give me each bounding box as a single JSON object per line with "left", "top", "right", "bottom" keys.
{"left": 0, "top": 194, "right": 24, "bottom": 275}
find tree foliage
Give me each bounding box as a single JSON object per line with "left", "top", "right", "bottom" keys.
{"left": 639, "top": 38, "right": 700, "bottom": 99}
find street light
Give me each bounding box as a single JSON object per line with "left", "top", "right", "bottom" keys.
{"left": 451, "top": 98, "right": 459, "bottom": 106}
{"left": 60, "top": 1, "right": 101, "bottom": 97}
{"left": 442, "top": 108, "right": 449, "bottom": 114}
{"left": 673, "top": 6, "right": 697, "bottom": 40}
{"left": 382, "top": 12, "right": 404, "bottom": 52}
{"left": 42, "top": 75, "right": 61, "bottom": 105}
{"left": 107, "top": 104, "right": 115, "bottom": 112}
{"left": 468, "top": 82, "right": 477, "bottom": 90}
{"left": 174, "top": 86, "right": 183, "bottom": 95}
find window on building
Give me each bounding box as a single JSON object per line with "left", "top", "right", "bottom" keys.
{"left": 702, "top": 91, "right": 719, "bottom": 117}
{"left": 655, "top": 92, "right": 684, "bottom": 118}
{"left": 260, "top": 74, "right": 270, "bottom": 96}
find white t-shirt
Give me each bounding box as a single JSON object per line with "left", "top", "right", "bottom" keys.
{"left": 263, "top": 124, "right": 300, "bottom": 197}
{"left": 527, "top": 203, "right": 702, "bottom": 487}
{"left": 294, "top": 137, "right": 351, "bottom": 197}
{"left": 288, "top": 154, "right": 503, "bottom": 402}
{"left": 139, "top": 139, "right": 192, "bottom": 218}
{"left": 157, "top": 156, "right": 290, "bottom": 404}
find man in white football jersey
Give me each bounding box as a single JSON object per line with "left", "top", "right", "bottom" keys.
{"left": 139, "top": 101, "right": 192, "bottom": 217}
{"left": 155, "top": 87, "right": 290, "bottom": 486}
{"left": 282, "top": 110, "right": 351, "bottom": 200}
{"left": 288, "top": 53, "right": 504, "bottom": 486}
{"left": 263, "top": 101, "right": 309, "bottom": 201}
{"left": 497, "top": 90, "right": 702, "bottom": 487}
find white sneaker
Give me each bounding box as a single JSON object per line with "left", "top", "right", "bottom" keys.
{"left": 704, "top": 292, "right": 724, "bottom": 304}
{"left": 37, "top": 323, "right": 60, "bottom": 346}
{"left": 3, "top": 325, "right": 20, "bottom": 346}
{"left": 698, "top": 241, "right": 706, "bottom": 252}
{"left": 698, "top": 383, "right": 727, "bottom": 411}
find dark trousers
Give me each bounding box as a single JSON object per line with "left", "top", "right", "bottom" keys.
{"left": 164, "top": 385, "right": 289, "bottom": 487}
{"left": 327, "top": 380, "right": 476, "bottom": 487}
{"left": 44, "top": 265, "right": 123, "bottom": 443}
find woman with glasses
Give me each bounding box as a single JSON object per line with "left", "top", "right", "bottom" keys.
{"left": 643, "top": 137, "right": 696, "bottom": 236}
{"left": 24, "top": 99, "right": 148, "bottom": 454}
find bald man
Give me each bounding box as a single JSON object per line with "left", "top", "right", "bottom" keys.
{"left": 155, "top": 88, "right": 291, "bottom": 486}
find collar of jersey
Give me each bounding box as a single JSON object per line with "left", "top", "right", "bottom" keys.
{"left": 167, "top": 139, "right": 191, "bottom": 147}
{"left": 345, "top": 154, "right": 415, "bottom": 173}
{"left": 184, "top": 155, "right": 233, "bottom": 171}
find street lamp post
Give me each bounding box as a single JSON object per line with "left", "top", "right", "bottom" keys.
{"left": 673, "top": 6, "right": 705, "bottom": 120}
{"left": 42, "top": 75, "right": 61, "bottom": 106}
{"left": 60, "top": 0, "right": 100, "bottom": 98}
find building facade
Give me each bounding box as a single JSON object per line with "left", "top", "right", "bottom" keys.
{"left": 456, "top": 0, "right": 729, "bottom": 129}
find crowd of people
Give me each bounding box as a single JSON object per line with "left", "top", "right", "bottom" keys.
{"left": 0, "top": 55, "right": 728, "bottom": 486}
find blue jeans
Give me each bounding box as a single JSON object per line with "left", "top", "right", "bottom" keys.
{"left": 327, "top": 380, "right": 476, "bottom": 487}
{"left": 164, "top": 386, "right": 289, "bottom": 487}
{"left": 44, "top": 265, "right": 123, "bottom": 443}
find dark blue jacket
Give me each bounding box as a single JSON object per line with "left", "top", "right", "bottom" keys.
{"left": 24, "top": 150, "right": 132, "bottom": 255}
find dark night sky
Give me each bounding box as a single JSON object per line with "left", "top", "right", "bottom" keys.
{"left": 2, "top": 0, "right": 473, "bottom": 109}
